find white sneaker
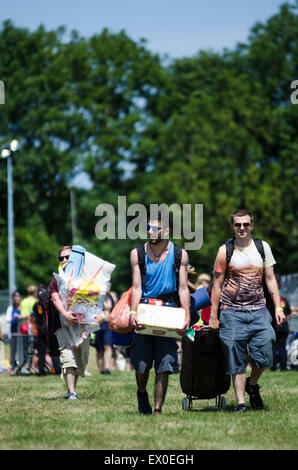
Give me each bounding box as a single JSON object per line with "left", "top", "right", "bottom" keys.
{"left": 66, "top": 392, "right": 78, "bottom": 400}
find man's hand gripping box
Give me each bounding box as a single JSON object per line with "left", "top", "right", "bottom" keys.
{"left": 135, "top": 303, "right": 185, "bottom": 338}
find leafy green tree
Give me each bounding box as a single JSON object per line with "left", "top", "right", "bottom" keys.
{"left": 0, "top": 2, "right": 297, "bottom": 295}
{"left": 0, "top": 22, "right": 169, "bottom": 292}
{"left": 126, "top": 2, "right": 298, "bottom": 274}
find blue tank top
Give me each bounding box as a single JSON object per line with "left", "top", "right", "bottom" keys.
{"left": 143, "top": 241, "right": 177, "bottom": 298}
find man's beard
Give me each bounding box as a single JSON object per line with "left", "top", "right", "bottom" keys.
{"left": 148, "top": 237, "right": 163, "bottom": 245}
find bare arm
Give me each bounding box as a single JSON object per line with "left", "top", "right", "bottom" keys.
{"left": 209, "top": 272, "right": 225, "bottom": 329}
{"left": 264, "top": 266, "right": 286, "bottom": 326}
{"left": 51, "top": 291, "right": 77, "bottom": 325}
{"left": 129, "top": 248, "right": 145, "bottom": 330}
{"left": 209, "top": 245, "right": 226, "bottom": 330}
{"left": 177, "top": 248, "right": 190, "bottom": 335}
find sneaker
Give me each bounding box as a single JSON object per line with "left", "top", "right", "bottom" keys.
{"left": 66, "top": 392, "right": 78, "bottom": 400}
{"left": 234, "top": 403, "right": 248, "bottom": 412}
{"left": 137, "top": 390, "right": 152, "bottom": 415}
{"left": 10, "top": 366, "right": 19, "bottom": 375}
{"left": 154, "top": 409, "right": 162, "bottom": 415}
{"left": 245, "top": 378, "right": 264, "bottom": 410}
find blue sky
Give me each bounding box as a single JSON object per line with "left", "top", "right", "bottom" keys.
{"left": 0, "top": 0, "right": 294, "bottom": 58}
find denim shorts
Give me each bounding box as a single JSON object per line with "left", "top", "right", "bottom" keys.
{"left": 95, "top": 321, "right": 113, "bottom": 351}
{"left": 130, "top": 333, "right": 178, "bottom": 374}
{"left": 219, "top": 308, "right": 276, "bottom": 374}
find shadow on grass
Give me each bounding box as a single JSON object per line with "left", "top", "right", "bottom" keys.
{"left": 180, "top": 405, "right": 271, "bottom": 413}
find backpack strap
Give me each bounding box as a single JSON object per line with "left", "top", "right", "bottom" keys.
{"left": 252, "top": 238, "right": 275, "bottom": 315}
{"left": 136, "top": 244, "right": 147, "bottom": 293}
{"left": 136, "top": 242, "right": 183, "bottom": 293}
{"left": 252, "top": 238, "right": 265, "bottom": 263}
{"left": 223, "top": 237, "right": 265, "bottom": 265}
{"left": 173, "top": 243, "right": 182, "bottom": 288}
{"left": 222, "top": 237, "right": 235, "bottom": 265}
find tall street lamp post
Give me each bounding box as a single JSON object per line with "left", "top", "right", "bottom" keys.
{"left": 1, "top": 139, "right": 19, "bottom": 297}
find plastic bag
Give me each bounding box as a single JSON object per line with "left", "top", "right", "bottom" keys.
{"left": 54, "top": 254, "right": 116, "bottom": 348}
{"left": 108, "top": 287, "right": 133, "bottom": 334}
{"left": 185, "top": 320, "right": 204, "bottom": 342}
{"left": 54, "top": 273, "right": 103, "bottom": 324}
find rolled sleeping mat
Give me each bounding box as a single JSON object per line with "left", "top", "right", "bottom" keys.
{"left": 191, "top": 287, "right": 211, "bottom": 311}
{"left": 64, "top": 245, "right": 86, "bottom": 277}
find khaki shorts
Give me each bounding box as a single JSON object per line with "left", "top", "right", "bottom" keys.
{"left": 55, "top": 328, "right": 89, "bottom": 376}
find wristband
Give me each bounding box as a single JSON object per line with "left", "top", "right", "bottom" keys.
{"left": 275, "top": 307, "right": 284, "bottom": 312}
{"left": 129, "top": 310, "right": 137, "bottom": 316}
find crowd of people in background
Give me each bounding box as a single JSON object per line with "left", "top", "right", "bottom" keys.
{"left": 4, "top": 275, "right": 138, "bottom": 381}
{"left": 4, "top": 282, "right": 128, "bottom": 378}
{"left": 6, "top": 285, "right": 61, "bottom": 376}
{"left": 3, "top": 268, "right": 297, "bottom": 381}
{"left": 3, "top": 267, "right": 213, "bottom": 380}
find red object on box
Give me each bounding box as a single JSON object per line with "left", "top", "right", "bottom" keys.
{"left": 201, "top": 290, "right": 211, "bottom": 324}
{"left": 20, "top": 323, "right": 28, "bottom": 335}
{"left": 148, "top": 298, "right": 163, "bottom": 306}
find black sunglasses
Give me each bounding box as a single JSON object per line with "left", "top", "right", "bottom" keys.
{"left": 147, "top": 224, "right": 163, "bottom": 233}
{"left": 58, "top": 255, "right": 70, "bottom": 262}
{"left": 234, "top": 222, "right": 251, "bottom": 228}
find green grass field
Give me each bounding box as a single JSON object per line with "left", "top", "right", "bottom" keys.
{"left": 0, "top": 347, "right": 297, "bottom": 451}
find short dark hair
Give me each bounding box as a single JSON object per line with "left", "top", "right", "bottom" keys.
{"left": 12, "top": 291, "right": 21, "bottom": 298}
{"left": 59, "top": 245, "right": 72, "bottom": 256}
{"left": 230, "top": 209, "right": 253, "bottom": 225}
{"left": 147, "top": 210, "right": 172, "bottom": 229}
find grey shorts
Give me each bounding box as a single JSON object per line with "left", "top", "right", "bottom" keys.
{"left": 219, "top": 308, "right": 276, "bottom": 374}
{"left": 130, "top": 333, "right": 178, "bottom": 374}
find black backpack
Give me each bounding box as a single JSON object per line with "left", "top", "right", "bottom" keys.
{"left": 136, "top": 242, "right": 182, "bottom": 305}
{"left": 223, "top": 237, "right": 274, "bottom": 315}
{"left": 37, "top": 286, "right": 60, "bottom": 357}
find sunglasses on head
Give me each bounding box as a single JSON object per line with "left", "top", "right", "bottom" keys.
{"left": 147, "top": 224, "right": 163, "bottom": 233}
{"left": 234, "top": 222, "right": 251, "bottom": 228}
{"left": 58, "top": 255, "right": 70, "bottom": 262}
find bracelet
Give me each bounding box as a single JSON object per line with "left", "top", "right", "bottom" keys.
{"left": 129, "top": 310, "right": 137, "bottom": 316}
{"left": 275, "top": 307, "right": 284, "bottom": 312}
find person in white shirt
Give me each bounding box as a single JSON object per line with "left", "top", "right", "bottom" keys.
{"left": 209, "top": 209, "right": 286, "bottom": 412}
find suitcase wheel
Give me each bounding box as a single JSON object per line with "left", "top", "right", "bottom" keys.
{"left": 220, "top": 396, "right": 227, "bottom": 410}
{"left": 182, "top": 397, "right": 188, "bottom": 411}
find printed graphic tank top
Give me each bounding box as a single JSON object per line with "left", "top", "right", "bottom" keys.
{"left": 214, "top": 239, "right": 276, "bottom": 311}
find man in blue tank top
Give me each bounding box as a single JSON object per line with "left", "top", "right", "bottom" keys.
{"left": 129, "top": 213, "right": 190, "bottom": 415}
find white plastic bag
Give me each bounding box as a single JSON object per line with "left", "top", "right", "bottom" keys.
{"left": 54, "top": 252, "right": 116, "bottom": 348}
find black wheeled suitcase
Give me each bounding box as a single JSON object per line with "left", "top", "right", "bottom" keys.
{"left": 180, "top": 327, "right": 230, "bottom": 411}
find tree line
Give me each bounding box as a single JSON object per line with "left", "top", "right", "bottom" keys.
{"left": 0, "top": 2, "right": 297, "bottom": 294}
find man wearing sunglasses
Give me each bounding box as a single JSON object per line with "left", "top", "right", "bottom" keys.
{"left": 129, "top": 213, "right": 190, "bottom": 415}
{"left": 50, "top": 246, "right": 97, "bottom": 400}
{"left": 209, "top": 209, "right": 285, "bottom": 412}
